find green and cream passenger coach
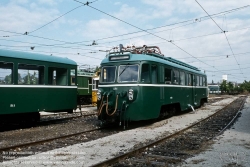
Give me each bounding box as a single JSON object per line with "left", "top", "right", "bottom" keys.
{"left": 97, "top": 45, "right": 208, "bottom": 126}
{"left": 0, "top": 49, "right": 77, "bottom": 122}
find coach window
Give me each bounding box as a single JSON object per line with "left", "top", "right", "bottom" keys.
{"left": 71, "top": 69, "right": 76, "bottom": 86}
{"left": 180, "top": 71, "right": 185, "bottom": 85}
{"left": 71, "top": 76, "right": 75, "bottom": 85}
{"left": 48, "top": 67, "right": 67, "bottom": 85}
{"left": 164, "top": 68, "right": 171, "bottom": 84}
{"left": 141, "top": 64, "right": 150, "bottom": 83}
{"left": 0, "top": 62, "right": 13, "bottom": 84}
{"left": 172, "top": 69, "right": 179, "bottom": 85}
{"left": 18, "top": 64, "right": 44, "bottom": 85}
{"left": 151, "top": 65, "right": 157, "bottom": 84}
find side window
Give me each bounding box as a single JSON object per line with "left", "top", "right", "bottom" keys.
{"left": 18, "top": 64, "right": 44, "bottom": 85}
{"left": 196, "top": 75, "right": 199, "bottom": 86}
{"left": 203, "top": 77, "right": 207, "bottom": 86}
{"left": 151, "top": 65, "right": 157, "bottom": 84}
{"left": 172, "top": 69, "right": 179, "bottom": 85}
{"left": 141, "top": 64, "right": 150, "bottom": 83}
{"left": 164, "top": 68, "right": 171, "bottom": 84}
{"left": 180, "top": 71, "right": 185, "bottom": 85}
{"left": 187, "top": 74, "right": 192, "bottom": 86}
{"left": 48, "top": 67, "right": 67, "bottom": 85}
{"left": 0, "top": 62, "right": 13, "bottom": 84}
{"left": 199, "top": 76, "right": 203, "bottom": 86}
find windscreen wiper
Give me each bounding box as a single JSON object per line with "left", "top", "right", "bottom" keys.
{"left": 119, "top": 65, "right": 129, "bottom": 76}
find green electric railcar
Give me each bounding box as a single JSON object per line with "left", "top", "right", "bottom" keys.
{"left": 97, "top": 45, "right": 208, "bottom": 125}
{"left": 71, "top": 70, "right": 95, "bottom": 105}
{"left": 0, "top": 49, "right": 77, "bottom": 122}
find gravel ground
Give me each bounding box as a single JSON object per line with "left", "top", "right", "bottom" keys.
{"left": 0, "top": 115, "right": 99, "bottom": 149}
{"left": 40, "top": 105, "right": 97, "bottom": 117}
{"left": 183, "top": 96, "right": 250, "bottom": 167}
{"left": 0, "top": 96, "right": 238, "bottom": 167}
{"left": 0, "top": 106, "right": 98, "bottom": 145}
{"left": 113, "top": 96, "right": 246, "bottom": 167}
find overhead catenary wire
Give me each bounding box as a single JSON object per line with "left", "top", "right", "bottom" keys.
{"left": 195, "top": 0, "right": 245, "bottom": 79}
{"left": 0, "top": 4, "right": 249, "bottom": 51}
{"left": 1, "top": 24, "right": 250, "bottom": 54}
{"left": 1, "top": 4, "right": 249, "bottom": 46}
{"left": 0, "top": 47, "right": 103, "bottom": 60}
{"left": 8, "top": 0, "right": 100, "bottom": 36}
{"left": 0, "top": 2, "right": 249, "bottom": 81}
{"left": 73, "top": 0, "right": 245, "bottom": 80}
{"left": 38, "top": 4, "right": 250, "bottom": 47}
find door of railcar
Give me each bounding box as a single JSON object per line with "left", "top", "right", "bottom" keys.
{"left": 187, "top": 73, "right": 195, "bottom": 107}
{"left": 193, "top": 75, "right": 198, "bottom": 106}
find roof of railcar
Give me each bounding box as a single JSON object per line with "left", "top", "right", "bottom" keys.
{"left": 0, "top": 49, "right": 77, "bottom": 65}
{"left": 101, "top": 52, "right": 206, "bottom": 76}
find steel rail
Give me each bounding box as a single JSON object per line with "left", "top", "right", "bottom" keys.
{"left": 216, "top": 95, "right": 246, "bottom": 137}
{"left": 91, "top": 96, "right": 246, "bottom": 167}
{"left": 40, "top": 113, "right": 96, "bottom": 123}
{"left": 0, "top": 125, "right": 102, "bottom": 152}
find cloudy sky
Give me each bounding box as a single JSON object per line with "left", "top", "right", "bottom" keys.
{"left": 0, "top": 0, "right": 249, "bottom": 83}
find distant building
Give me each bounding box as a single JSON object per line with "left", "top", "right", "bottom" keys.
{"left": 208, "top": 85, "right": 221, "bottom": 94}
{"left": 222, "top": 75, "right": 227, "bottom": 81}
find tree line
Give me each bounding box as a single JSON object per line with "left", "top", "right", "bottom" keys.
{"left": 220, "top": 80, "right": 250, "bottom": 94}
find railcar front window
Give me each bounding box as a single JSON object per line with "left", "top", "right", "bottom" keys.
{"left": 119, "top": 65, "right": 139, "bottom": 82}
{"left": 101, "top": 66, "right": 116, "bottom": 83}
{"left": 0, "top": 62, "right": 13, "bottom": 84}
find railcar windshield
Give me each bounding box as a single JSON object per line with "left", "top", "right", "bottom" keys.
{"left": 101, "top": 66, "right": 116, "bottom": 83}
{"left": 118, "top": 65, "right": 139, "bottom": 82}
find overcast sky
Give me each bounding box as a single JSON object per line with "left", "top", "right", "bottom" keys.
{"left": 0, "top": 0, "right": 249, "bottom": 83}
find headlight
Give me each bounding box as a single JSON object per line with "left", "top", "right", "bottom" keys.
{"left": 97, "top": 89, "right": 102, "bottom": 101}
{"left": 128, "top": 89, "right": 133, "bottom": 101}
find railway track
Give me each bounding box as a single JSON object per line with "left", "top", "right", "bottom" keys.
{"left": 0, "top": 127, "right": 102, "bottom": 153}
{"left": 92, "top": 96, "right": 246, "bottom": 167}
{"left": 0, "top": 96, "right": 239, "bottom": 165}
{"left": 0, "top": 109, "right": 97, "bottom": 132}
{"left": 39, "top": 113, "right": 96, "bottom": 125}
